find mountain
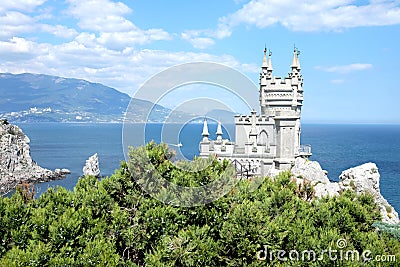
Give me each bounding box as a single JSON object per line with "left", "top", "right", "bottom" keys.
{"left": 0, "top": 73, "right": 179, "bottom": 123}
{"left": 206, "top": 109, "right": 238, "bottom": 123}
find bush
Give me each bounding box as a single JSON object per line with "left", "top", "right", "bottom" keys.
{"left": 0, "top": 142, "right": 399, "bottom": 266}
{"left": 372, "top": 222, "right": 400, "bottom": 241}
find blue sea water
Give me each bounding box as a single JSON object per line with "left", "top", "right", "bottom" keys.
{"left": 16, "top": 123, "right": 400, "bottom": 212}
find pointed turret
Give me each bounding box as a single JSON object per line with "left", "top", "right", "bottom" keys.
{"left": 202, "top": 117, "right": 209, "bottom": 142}
{"left": 291, "top": 46, "right": 301, "bottom": 70}
{"left": 216, "top": 120, "right": 223, "bottom": 142}
{"left": 262, "top": 46, "right": 268, "bottom": 69}
{"left": 267, "top": 50, "right": 273, "bottom": 71}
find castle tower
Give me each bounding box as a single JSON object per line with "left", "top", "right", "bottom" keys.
{"left": 289, "top": 47, "right": 303, "bottom": 154}
{"left": 258, "top": 47, "right": 304, "bottom": 169}
{"left": 216, "top": 121, "right": 223, "bottom": 142}
{"left": 259, "top": 47, "right": 271, "bottom": 115}
{"left": 290, "top": 46, "right": 303, "bottom": 113}
{"left": 267, "top": 50, "right": 273, "bottom": 76}
{"left": 199, "top": 47, "right": 311, "bottom": 174}
{"left": 262, "top": 46, "right": 268, "bottom": 69}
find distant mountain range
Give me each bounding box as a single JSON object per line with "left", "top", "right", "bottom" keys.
{"left": 0, "top": 73, "right": 189, "bottom": 123}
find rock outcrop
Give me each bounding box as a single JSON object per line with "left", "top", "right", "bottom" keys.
{"left": 83, "top": 153, "right": 100, "bottom": 177}
{"left": 291, "top": 157, "right": 330, "bottom": 184}
{"left": 339, "top": 163, "right": 399, "bottom": 224}
{"left": 0, "top": 119, "right": 70, "bottom": 195}
{"left": 289, "top": 158, "right": 399, "bottom": 224}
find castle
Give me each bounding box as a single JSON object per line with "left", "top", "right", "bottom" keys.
{"left": 199, "top": 47, "right": 311, "bottom": 177}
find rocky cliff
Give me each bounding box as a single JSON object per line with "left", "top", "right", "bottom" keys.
{"left": 289, "top": 157, "right": 399, "bottom": 224}
{"left": 0, "top": 120, "right": 70, "bottom": 195}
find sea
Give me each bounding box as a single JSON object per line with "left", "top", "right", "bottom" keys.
{"left": 14, "top": 123, "right": 400, "bottom": 213}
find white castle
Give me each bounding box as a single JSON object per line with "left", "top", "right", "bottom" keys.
{"left": 199, "top": 47, "right": 311, "bottom": 177}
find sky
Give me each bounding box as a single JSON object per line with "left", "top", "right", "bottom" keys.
{"left": 0, "top": 0, "right": 400, "bottom": 123}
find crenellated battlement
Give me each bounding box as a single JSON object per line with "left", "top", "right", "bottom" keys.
{"left": 234, "top": 114, "right": 272, "bottom": 124}
{"left": 269, "top": 76, "right": 292, "bottom": 85}
{"left": 259, "top": 47, "right": 303, "bottom": 118}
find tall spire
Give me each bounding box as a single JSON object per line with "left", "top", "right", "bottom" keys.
{"left": 216, "top": 120, "right": 223, "bottom": 142}
{"left": 291, "top": 46, "right": 301, "bottom": 70}
{"left": 202, "top": 117, "right": 209, "bottom": 142}
{"left": 267, "top": 50, "right": 273, "bottom": 71}
{"left": 262, "top": 46, "right": 268, "bottom": 68}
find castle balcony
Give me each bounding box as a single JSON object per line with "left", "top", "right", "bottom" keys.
{"left": 298, "top": 144, "right": 312, "bottom": 158}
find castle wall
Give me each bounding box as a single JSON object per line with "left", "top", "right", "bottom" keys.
{"left": 234, "top": 115, "right": 275, "bottom": 148}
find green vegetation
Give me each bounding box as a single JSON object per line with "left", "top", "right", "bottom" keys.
{"left": 372, "top": 222, "right": 400, "bottom": 242}
{"left": 385, "top": 204, "right": 393, "bottom": 213}
{"left": 1, "top": 142, "right": 399, "bottom": 266}
{"left": 349, "top": 180, "right": 356, "bottom": 189}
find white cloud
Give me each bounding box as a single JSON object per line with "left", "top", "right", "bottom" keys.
{"left": 97, "top": 28, "right": 172, "bottom": 50}
{"left": 0, "top": 0, "right": 47, "bottom": 13}
{"left": 189, "top": 37, "right": 216, "bottom": 49}
{"left": 0, "top": 37, "right": 47, "bottom": 55}
{"left": 74, "top": 32, "right": 98, "bottom": 48}
{"left": 181, "top": 31, "right": 215, "bottom": 49}
{"left": 0, "top": 0, "right": 172, "bottom": 50}
{"left": 0, "top": 11, "right": 36, "bottom": 38}
{"left": 0, "top": 5, "right": 79, "bottom": 41}
{"left": 66, "top": 0, "right": 172, "bottom": 49}
{"left": 66, "top": 0, "right": 132, "bottom": 29}
{"left": 240, "top": 63, "right": 259, "bottom": 73}
{"left": 0, "top": 37, "right": 255, "bottom": 96}
{"left": 181, "top": 25, "right": 231, "bottom": 48}
{"left": 0, "top": 0, "right": 257, "bottom": 97}
{"left": 40, "top": 24, "right": 79, "bottom": 39}
{"left": 223, "top": 0, "right": 400, "bottom": 32}
{"left": 315, "top": 63, "right": 373, "bottom": 73}
{"left": 183, "top": 0, "right": 400, "bottom": 47}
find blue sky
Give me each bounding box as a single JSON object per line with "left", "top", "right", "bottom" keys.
{"left": 0, "top": 0, "right": 400, "bottom": 123}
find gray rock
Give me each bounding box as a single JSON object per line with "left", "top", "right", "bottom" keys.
{"left": 83, "top": 153, "right": 100, "bottom": 177}
{"left": 0, "top": 120, "right": 70, "bottom": 195}
{"left": 289, "top": 158, "right": 398, "bottom": 224}
{"left": 290, "top": 157, "right": 339, "bottom": 198}
{"left": 314, "top": 182, "right": 340, "bottom": 198}
{"left": 291, "top": 157, "right": 330, "bottom": 184}
{"left": 55, "top": 168, "right": 71, "bottom": 176}
{"left": 339, "top": 163, "right": 399, "bottom": 224}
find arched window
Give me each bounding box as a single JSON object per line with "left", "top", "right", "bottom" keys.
{"left": 258, "top": 130, "right": 268, "bottom": 145}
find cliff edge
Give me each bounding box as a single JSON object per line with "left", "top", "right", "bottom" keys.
{"left": 290, "top": 157, "right": 399, "bottom": 224}
{"left": 0, "top": 119, "right": 70, "bottom": 195}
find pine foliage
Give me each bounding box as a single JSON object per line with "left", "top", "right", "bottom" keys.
{"left": 0, "top": 142, "right": 399, "bottom": 266}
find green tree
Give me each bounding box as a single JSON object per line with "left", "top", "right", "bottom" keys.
{"left": 1, "top": 142, "right": 399, "bottom": 266}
